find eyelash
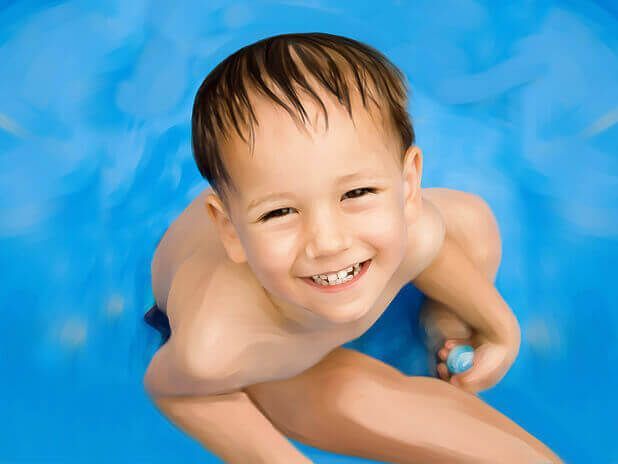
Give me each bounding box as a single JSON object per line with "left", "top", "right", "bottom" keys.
{"left": 258, "top": 188, "right": 378, "bottom": 222}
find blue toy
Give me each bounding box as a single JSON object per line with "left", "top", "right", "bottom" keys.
{"left": 446, "top": 345, "right": 475, "bottom": 374}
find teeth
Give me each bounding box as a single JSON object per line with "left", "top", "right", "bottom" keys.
{"left": 317, "top": 274, "right": 353, "bottom": 286}
{"left": 311, "top": 261, "right": 363, "bottom": 285}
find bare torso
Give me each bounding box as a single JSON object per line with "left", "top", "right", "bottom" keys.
{"left": 150, "top": 187, "right": 445, "bottom": 388}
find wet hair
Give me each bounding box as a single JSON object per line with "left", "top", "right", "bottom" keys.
{"left": 191, "top": 32, "right": 415, "bottom": 209}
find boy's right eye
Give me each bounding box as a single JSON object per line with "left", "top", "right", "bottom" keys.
{"left": 259, "top": 207, "right": 294, "bottom": 222}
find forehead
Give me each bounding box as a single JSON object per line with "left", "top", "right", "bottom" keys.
{"left": 221, "top": 84, "right": 400, "bottom": 186}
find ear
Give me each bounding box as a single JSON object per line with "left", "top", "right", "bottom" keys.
{"left": 204, "top": 193, "right": 248, "bottom": 264}
{"left": 401, "top": 145, "right": 424, "bottom": 221}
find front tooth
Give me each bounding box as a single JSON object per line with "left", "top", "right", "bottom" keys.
{"left": 313, "top": 262, "right": 359, "bottom": 281}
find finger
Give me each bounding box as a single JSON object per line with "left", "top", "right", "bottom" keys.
{"left": 455, "top": 370, "right": 503, "bottom": 393}
{"left": 440, "top": 338, "right": 472, "bottom": 363}
{"left": 449, "top": 376, "right": 479, "bottom": 395}
{"left": 451, "top": 346, "right": 505, "bottom": 392}
{"left": 444, "top": 338, "right": 471, "bottom": 350}
{"left": 437, "top": 363, "right": 450, "bottom": 381}
{"left": 443, "top": 339, "right": 475, "bottom": 375}
{"left": 450, "top": 366, "right": 488, "bottom": 392}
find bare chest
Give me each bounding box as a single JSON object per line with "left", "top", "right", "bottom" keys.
{"left": 151, "top": 188, "right": 442, "bottom": 386}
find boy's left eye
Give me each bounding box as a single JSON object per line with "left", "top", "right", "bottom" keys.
{"left": 258, "top": 187, "right": 377, "bottom": 222}
{"left": 343, "top": 187, "right": 376, "bottom": 199}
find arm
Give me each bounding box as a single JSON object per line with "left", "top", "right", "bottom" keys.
{"left": 412, "top": 234, "right": 521, "bottom": 347}
{"left": 144, "top": 342, "right": 311, "bottom": 463}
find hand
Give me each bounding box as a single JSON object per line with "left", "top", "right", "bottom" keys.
{"left": 436, "top": 330, "right": 520, "bottom": 394}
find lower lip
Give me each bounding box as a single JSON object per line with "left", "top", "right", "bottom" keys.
{"left": 302, "top": 260, "right": 371, "bottom": 293}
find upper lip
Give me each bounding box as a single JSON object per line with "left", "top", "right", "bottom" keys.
{"left": 303, "top": 260, "right": 367, "bottom": 277}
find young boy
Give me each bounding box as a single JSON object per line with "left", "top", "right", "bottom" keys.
{"left": 143, "top": 32, "right": 563, "bottom": 463}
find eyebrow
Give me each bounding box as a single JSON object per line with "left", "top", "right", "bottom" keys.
{"left": 247, "top": 171, "right": 387, "bottom": 212}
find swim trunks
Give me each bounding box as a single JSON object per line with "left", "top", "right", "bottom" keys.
{"left": 143, "top": 303, "right": 171, "bottom": 346}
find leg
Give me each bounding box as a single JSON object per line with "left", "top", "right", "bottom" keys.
{"left": 245, "top": 347, "right": 562, "bottom": 463}
{"left": 418, "top": 188, "right": 502, "bottom": 380}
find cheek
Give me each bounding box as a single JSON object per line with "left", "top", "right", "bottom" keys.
{"left": 247, "top": 233, "right": 297, "bottom": 274}
{"left": 360, "top": 207, "right": 407, "bottom": 245}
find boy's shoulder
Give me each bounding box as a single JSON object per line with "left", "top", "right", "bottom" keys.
{"left": 168, "top": 250, "right": 310, "bottom": 381}
{"left": 169, "top": 249, "right": 274, "bottom": 341}
{"left": 171, "top": 244, "right": 362, "bottom": 385}
{"left": 400, "top": 195, "right": 447, "bottom": 282}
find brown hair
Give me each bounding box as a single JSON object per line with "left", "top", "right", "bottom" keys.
{"left": 191, "top": 32, "right": 415, "bottom": 209}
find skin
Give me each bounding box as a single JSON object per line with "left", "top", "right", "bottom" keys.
{"left": 204, "top": 85, "right": 422, "bottom": 333}
{"left": 146, "top": 81, "right": 563, "bottom": 462}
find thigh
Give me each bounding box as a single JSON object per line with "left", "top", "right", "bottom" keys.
{"left": 244, "top": 346, "right": 407, "bottom": 437}
{"left": 244, "top": 347, "right": 556, "bottom": 464}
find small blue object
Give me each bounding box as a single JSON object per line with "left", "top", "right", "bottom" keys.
{"left": 446, "top": 345, "right": 474, "bottom": 374}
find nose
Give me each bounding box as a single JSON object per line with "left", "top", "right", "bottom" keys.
{"left": 304, "top": 209, "right": 351, "bottom": 260}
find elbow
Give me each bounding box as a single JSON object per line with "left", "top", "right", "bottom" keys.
{"left": 180, "top": 341, "right": 239, "bottom": 382}
{"left": 141, "top": 341, "right": 204, "bottom": 398}
{"left": 143, "top": 363, "right": 168, "bottom": 399}
{"left": 143, "top": 341, "right": 239, "bottom": 398}
{"left": 511, "top": 328, "right": 522, "bottom": 359}
{"left": 504, "top": 315, "right": 522, "bottom": 359}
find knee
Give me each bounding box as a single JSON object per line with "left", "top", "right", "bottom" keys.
{"left": 268, "top": 363, "right": 384, "bottom": 441}
{"left": 309, "top": 363, "right": 372, "bottom": 413}
{"left": 314, "top": 361, "right": 410, "bottom": 417}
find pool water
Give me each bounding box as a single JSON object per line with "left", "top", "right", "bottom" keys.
{"left": 1, "top": 1, "right": 616, "bottom": 462}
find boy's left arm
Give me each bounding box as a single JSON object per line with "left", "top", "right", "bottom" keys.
{"left": 412, "top": 234, "right": 522, "bottom": 392}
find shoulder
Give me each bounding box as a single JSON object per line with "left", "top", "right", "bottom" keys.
{"left": 422, "top": 196, "right": 447, "bottom": 253}
{"left": 168, "top": 255, "right": 282, "bottom": 377}
{"left": 402, "top": 196, "right": 446, "bottom": 280}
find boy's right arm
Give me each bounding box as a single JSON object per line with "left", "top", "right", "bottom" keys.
{"left": 143, "top": 341, "right": 312, "bottom": 464}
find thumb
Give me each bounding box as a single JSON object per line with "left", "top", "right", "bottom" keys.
{"left": 450, "top": 344, "right": 503, "bottom": 393}
{"left": 450, "top": 369, "right": 485, "bottom": 394}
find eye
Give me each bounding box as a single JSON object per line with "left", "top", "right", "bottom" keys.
{"left": 259, "top": 207, "right": 295, "bottom": 222}
{"left": 343, "top": 187, "right": 377, "bottom": 200}
{"left": 258, "top": 188, "right": 377, "bottom": 222}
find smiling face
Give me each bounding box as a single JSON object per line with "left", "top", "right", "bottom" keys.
{"left": 205, "top": 84, "right": 423, "bottom": 330}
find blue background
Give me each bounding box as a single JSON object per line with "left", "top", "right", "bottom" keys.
{"left": 1, "top": 0, "right": 616, "bottom": 462}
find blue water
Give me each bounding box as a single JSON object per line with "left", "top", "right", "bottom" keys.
{"left": 1, "top": 1, "right": 616, "bottom": 462}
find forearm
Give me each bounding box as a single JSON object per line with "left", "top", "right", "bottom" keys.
{"left": 413, "top": 235, "right": 521, "bottom": 345}
{"left": 150, "top": 390, "right": 312, "bottom": 463}
{"left": 144, "top": 342, "right": 311, "bottom": 462}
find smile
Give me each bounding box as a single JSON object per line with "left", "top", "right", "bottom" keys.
{"left": 302, "top": 259, "right": 371, "bottom": 293}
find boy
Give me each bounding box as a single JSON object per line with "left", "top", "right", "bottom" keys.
{"left": 143, "top": 33, "right": 563, "bottom": 463}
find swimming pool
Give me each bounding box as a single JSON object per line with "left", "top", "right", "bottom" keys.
{"left": 1, "top": 1, "right": 616, "bottom": 462}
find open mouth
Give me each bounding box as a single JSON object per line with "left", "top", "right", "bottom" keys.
{"left": 302, "top": 259, "right": 371, "bottom": 292}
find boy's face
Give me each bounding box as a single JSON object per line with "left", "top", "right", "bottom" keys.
{"left": 206, "top": 86, "right": 422, "bottom": 328}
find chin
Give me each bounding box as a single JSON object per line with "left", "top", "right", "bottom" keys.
{"left": 317, "top": 305, "right": 370, "bottom": 326}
